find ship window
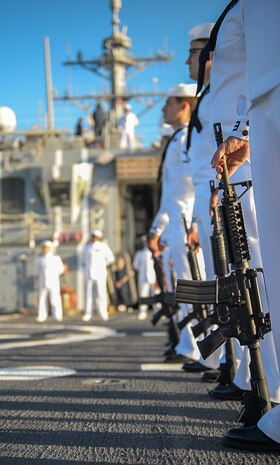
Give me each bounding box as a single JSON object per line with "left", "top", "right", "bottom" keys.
{"left": 1, "top": 177, "right": 25, "bottom": 214}
{"left": 48, "top": 181, "right": 70, "bottom": 207}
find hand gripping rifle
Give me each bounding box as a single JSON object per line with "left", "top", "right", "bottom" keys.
{"left": 177, "top": 214, "right": 209, "bottom": 331}
{"left": 175, "top": 122, "right": 271, "bottom": 425}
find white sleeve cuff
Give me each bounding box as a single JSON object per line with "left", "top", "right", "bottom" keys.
{"left": 150, "top": 211, "right": 169, "bottom": 236}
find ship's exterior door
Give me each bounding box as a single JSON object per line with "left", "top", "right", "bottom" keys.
{"left": 1, "top": 177, "right": 25, "bottom": 214}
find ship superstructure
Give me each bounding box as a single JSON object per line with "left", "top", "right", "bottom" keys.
{"left": 0, "top": 0, "right": 172, "bottom": 314}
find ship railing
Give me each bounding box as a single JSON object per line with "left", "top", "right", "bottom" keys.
{"left": 0, "top": 211, "right": 86, "bottom": 247}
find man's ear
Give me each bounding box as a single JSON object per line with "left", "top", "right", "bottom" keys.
{"left": 181, "top": 101, "right": 190, "bottom": 111}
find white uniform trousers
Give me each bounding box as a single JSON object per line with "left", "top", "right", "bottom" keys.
{"left": 138, "top": 281, "right": 159, "bottom": 316}
{"left": 85, "top": 278, "right": 109, "bottom": 321}
{"left": 248, "top": 85, "right": 280, "bottom": 443}
{"left": 38, "top": 286, "right": 63, "bottom": 321}
{"left": 228, "top": 161, "right": 280, "bottom": 404}
{"left": 194, "top": 193, "right": 215, "bottom": 280}
{"left": 194, "top": 194, "right": 225, "bottom": 369}
{"left": 169, "top": 221, "right": 200, "bottom": 360}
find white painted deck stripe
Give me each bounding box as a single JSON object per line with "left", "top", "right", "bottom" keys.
{"left": 141, "top": 363, "right": 184, "bottom": 371}
{"left": 0, "top": 365, "right": 76, "bottom": 380}
{"left": 0, "top": 333, "right": 114, "bottom": 351}
{"left": 142, "top": 332, "right": 166, "bottom": 337}
{"left": 0, "top": 334, "right": 31, "bottom": 339}
{"left": 0, "top": 327, "right": 116, "bottom": 351}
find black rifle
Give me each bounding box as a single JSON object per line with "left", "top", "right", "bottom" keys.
{"left": 175, "top": 122, "right": 271, "bottom": 425}
{"left": 198, "top": 181, "right": 237, "bottom": 386}
{"left": 139, "top": 252, "right": 180, "bottom": 347}
{"left": 177, "top": 214, "right": 208, "bottom": 331}
{"left": 181, "top": 181, "right": 236, "bottom": 385}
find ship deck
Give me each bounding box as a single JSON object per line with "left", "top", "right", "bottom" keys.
{"left": 0, "top": 310, "right": 276, "bottom": 464}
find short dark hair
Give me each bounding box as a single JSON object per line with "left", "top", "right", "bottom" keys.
{"left": 175, "top": 96, "right": 197, "bottom": 112}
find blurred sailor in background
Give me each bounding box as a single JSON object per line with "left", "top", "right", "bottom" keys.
{"left": 118, "top": 103, "right": 139, "bottom": 149}
{"left": 133, "top": 235, "right": 158, "bottom": 321}
{"left": 36, "top": 240, "right": 66, "bottom": 323}
{"left": 82, "top": 230, "right": 115, "bottom": 322}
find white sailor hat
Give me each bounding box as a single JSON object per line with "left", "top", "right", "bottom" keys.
{"left": 167, "top": 83, "right": 197, "bottom": 98}
{"left": 41, "top": 240, "right": 53, "bottom": 248}
{"left": 124, "top": 103, "right": 132, "bottom": 110}
{"left": 189, "top": 23, "right": 214, "bottom": 42}
{"left": 91, "top": 229, "right": 103, "bottom": 239}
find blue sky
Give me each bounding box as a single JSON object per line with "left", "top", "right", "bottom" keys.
{"left": 1, "top": 0, "right": 228, "bottom": 146}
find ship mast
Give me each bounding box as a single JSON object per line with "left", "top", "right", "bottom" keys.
{"left": 54, "top": 0, "right": 172, "bottom": 136}
{"left": 109, "top": 0, "right": 131, "bottom": 116}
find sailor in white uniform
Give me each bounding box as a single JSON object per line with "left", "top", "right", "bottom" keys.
{"left": 185, "top": 23, "right": 214, "bottom": 280}
{"left": 149, "top": 83, "right": 201, "bottom": 363}
{"left": 208, "top": 0, "right": 280, "bottom": 410}
{"left": 36, "top": 240, "right": 65, "bottom": 322}
{"left": 82, "top": 230, "right": 115, "bottom": 322}
{"left": 211, "top": 0, "right": 280, "bottom": 451}
{"left": 118, "top": 103, "right": 139, "bottom": 150}
{"left": 182, "top": 23, "right": 226, "bottom": 373}
{"left": 158, "top": 228, "right": 175, "bottom": 293}
{"left": 132, "top": 235, "right": 158, "bottom": 321}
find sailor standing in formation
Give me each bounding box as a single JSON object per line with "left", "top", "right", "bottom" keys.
{"left": 182, "top": 23, "right": 225, "bottom": 375}
{"left": 149, "top": 83, "right": 201, "bottom": 363}
{"left": 206, "top": 0, "right": 280, "bottom": 406}
{"left": 210, "top": 0, "right": 280, "bottom": 451}
{"left": 146, "top": 0, "right": 280, "bottom": 452}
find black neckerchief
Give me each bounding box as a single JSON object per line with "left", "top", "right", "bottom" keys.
{"left": 196, "top": 0, "right": 240, "bottom": 95}
{"left": 186, "top": 83, "right": 210, "bottom": 152}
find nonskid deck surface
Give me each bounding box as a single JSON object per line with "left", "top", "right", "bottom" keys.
{"left": 0, "top": 311, "right": 276, "bottom": 465}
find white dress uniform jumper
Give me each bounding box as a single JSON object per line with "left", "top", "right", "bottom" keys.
{"left": 83, "top": 240, "right": 115, "bottom": 321}
{"left": 36, "top": 251, "right": 64, "bottom": 321}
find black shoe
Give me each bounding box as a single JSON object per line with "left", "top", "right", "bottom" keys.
{"left": 209, "top": 383, "right": 250, "bottom": 400}
{"left": 201, "top": 369, "right": 220, "bottom": 383}
{"left": 223, "top": 425, "right": 280, "bottom": 451}
{"left": 182, "top": 361, "right": 213, "bottom": 373}
{"left": 163, "top": 347, "right": 176, "bottom": 357}
{"left": 164, "top": 354, "right": 194, "bottom": 364}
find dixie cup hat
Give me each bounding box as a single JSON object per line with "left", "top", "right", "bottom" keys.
{"left": 188, "top": 23, "right": 214, "bottom": 42}
{"left": 167, "top": 83, "right": 197, "bottom": 98}
{"left": 91, "top": 229, "right": 103, "bottom": 239}
{"left": 41, "top": 240, "right": 53, "bottom": 248}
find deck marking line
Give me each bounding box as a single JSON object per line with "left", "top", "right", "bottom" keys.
{"left": 142, "top": 332, "right": 166, "bottom": 337}
{"left": 0, "top": 365, "right": 76, "bottom": 380}
{"left": 141, "top": 363, "right": 184, "bottom": 371}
